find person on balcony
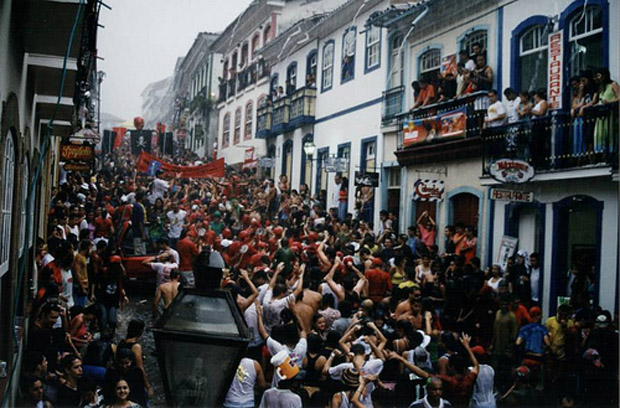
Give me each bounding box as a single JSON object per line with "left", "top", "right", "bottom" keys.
{"left": 411, "top": 79, "right": 436, "bottom": 110}
{"left": 456, "top": 50, "right": 475, "bottom": 96}
{"left": 470, "top": 54, "right": 493, "bottom": 93}
{"left": 484, "top": 90, "right": 506, "bottom": 128}
{"left": 593, "top": 68, "right": 619, "bottom": 158}
{"left": 571, "top": 72, "right": 598, "bottom": 160}
{"left": 504, "top": 88, "right": 521, "bottom": 154}
{"left": 530, "top": 90, "right": 548, "bottom": 168}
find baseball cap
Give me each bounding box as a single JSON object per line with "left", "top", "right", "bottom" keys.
{"left": 529, "top": 306, "right": 542, "bottom": 319}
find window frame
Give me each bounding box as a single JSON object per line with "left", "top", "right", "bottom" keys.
{"left": 286, "top": 62, "right": 298, "bottom": 94}
{"left": 365, "top": 25, "right": 382, "bottom": 73}
{"left": 306, "top": 50, "right": 318, "bottom": 86}
{"left": 321, "top": 40, "right": 335, "bottom": 92}
{"left": 388, "top": 32, "right": 404, "bottom": 88}
{"left": 569, "top": 5, "right": 603, "bottom": 42}
{"left": 460, "top": 29, "right": 488, "bottom": 57}
{"left": 244, "top": 101, "right": 253, "bottom": 141}
{"left": 419, "top": 48, "right": 442, "bottom": 76}
{"left": 519, "top": 25, "right": 549, "bottom": 56}
{"left": 341, "top": 27, "right": 357, "bottom": 83}
{"left": 233, "top": 108, "right": 242, "bottom": 145}
{"left": 222, "top": 113, "right": 231, "bottom": 148}
{"left": 1, "top": 133, "right": 16, "bottom": 275}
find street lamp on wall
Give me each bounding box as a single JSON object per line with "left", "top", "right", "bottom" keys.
{"left": 303, "top": 140, "right": 316, "bottom": 195}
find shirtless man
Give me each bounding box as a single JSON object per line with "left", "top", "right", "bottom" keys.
{"left": 394, "top": 292, "right": 423, "bottom": 329}
{"left": 153, "top": 270, "right": 181, "bottom": 317}
{"left": 292, "top": 272, "right": 322, "bottom": 334}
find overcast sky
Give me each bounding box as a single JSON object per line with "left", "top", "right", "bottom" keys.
{"left": 98, "top": 0, "right": 250, "bottom": 121}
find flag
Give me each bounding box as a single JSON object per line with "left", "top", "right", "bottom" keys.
{"left": 112, "top": 127, "right": 127, "bottom": 150}
{"left": 242, "top": 147, "right": 257, "bottom": 169}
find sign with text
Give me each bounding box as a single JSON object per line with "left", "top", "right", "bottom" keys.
{"left": 547, "top": 31, "right": 563, "bottom": 110}
{"left": 490, "top": 188, "right": 534, "bottom": 202}
{"left": 402, "top": 107, "right": 466, "bottom": 147}
{"left": 354, "top": 171, "right": 379, "bottom": 187}
{"left": 325, "top": 157, "right": 348, "bottom": 173}
{"left": 413, "top": 179, "right": 444, "bottom": 201}
{"left": 489, "top": 159, "right": 535, "bottom": 184}
{"left": 496, "top": 235, "right": 518, "bottom": 272}
{"left": 60, "top": 144, "right": 94, "bottom": 161}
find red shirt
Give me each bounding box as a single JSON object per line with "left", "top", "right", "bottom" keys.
{"left": 438, "top": 371, "right": 478, "bottom": 406}
{"left": 94, "top": 217, "right": 113, "bottom": 238}
{"left": 365, "top": 268, "right": 392, "bottom": 303}
{"left": 177, "top": 237, "right": 200, "bottom": 271}
{"left": 418, "top": 224, "right": 436, "bottom": 249}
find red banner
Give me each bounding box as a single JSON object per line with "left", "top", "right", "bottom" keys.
{"left": 136, "top": 151, "right": 225, "bottom": 179}
{"left": 113, "top": 127, "right": 127, "bottom": 150}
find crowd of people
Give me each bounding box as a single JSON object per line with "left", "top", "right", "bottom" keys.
{"left": 21, "top": 142, "right": 618, "bottom": 408}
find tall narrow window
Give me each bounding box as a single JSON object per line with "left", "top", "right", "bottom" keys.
{"left": 1, "top": 134, "right": 15, "bottom": 275}
{"left": 322, "top": 41, "right": 334, "bottom": 91}
{"left": 234, "top": 108, "right": 242, "bottom": 144}
{"left": 286, "top": 63, "right": 297, "bottom": 95}
{"left": 419, "top": 48, "right": 441, "bottom": 83}
{"left": 264, "top": 24, "right": 272, "bottom": 44}
{"left": 245, "top": 101, "right": 253, "bottom": 140}
{"left": 19, "top": 160, "right": 28, "bottom": 256}
{"left": 389, "top": 34, "right": 404, "bottom": 88}
{"left": 306, "top": 50, "right": 317, "bottom": 87}
{"left": 342, "top": 28, "right": 356, "bottom": 82}
{"left": 365, "top": 26, "right": 381, "bottom": 71}
{"left": 520, "top": 25, "right": 549, "bottom": 92}
{"left": 251, "top": 34, "right": 260, "bottom": 59}
{"left": 241, "top": 42, "right": 249, "bottom": 68}
{"left": 568, "top": 6, "right": 603, "bottom": 77}
{"left": 222, "top": 113, "right": 230, "bottom": 148}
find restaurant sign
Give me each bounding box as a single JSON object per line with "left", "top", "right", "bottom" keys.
{"left": 489, "top": 159, "right": 535, "bottom": 184}
{"left": 413, "top": 179, "right": 444, "bottom": 201}
{"left": 60, "top": 144, "right": 95, "bottom": 162}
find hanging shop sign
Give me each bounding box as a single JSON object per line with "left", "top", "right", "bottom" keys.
{"left": 354, "top": 171, "right": 379, "bottom": 187}
{"left": 325, "top": 157, "right": 348, "bottom": 173}
{"left": 413, "top": 179, "right": 444, "bottom": 201}
{"left": 547, "top": 31, "right": 563, "bottom": 110}
{"left": 490, "top": 188, "right": 534, "bottom": 203}
{"left": 403, "top": 107, "right": 467, "bottom": 146}
{"left": 496, "top": 235, "right": 518, "bottom": 272}
{"left": 63, "top": 162, "right": 92, "bottom": 172}
{"left": 60, "top": 144, "right": 95, "bottom": 161}
{"left": 489, "top": 159, "right": 535, "bottom": 184}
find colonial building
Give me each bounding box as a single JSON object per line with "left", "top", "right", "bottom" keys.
{"left": 259, "top": 0, "right": 390, "bottom": 225}
{"left": 0, "top": 0, "right": 99, "bottom": 402}
{"left": 211, "top": 0, "right": 350, "bottom": 166}
{"left": 172, "top": 32, "right": 221, "bottom": 158}
{"left": 368, "top": 0, "right": 618, "bottom": 316}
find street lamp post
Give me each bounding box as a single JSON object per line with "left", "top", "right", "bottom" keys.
{"left": 97, "top": 70, "right": 105, "bottom": 142}
{"left": 303, "top": 140, "right": 316, "bottom": 195}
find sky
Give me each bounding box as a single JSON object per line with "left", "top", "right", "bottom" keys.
{"left": 98, "top": 0, "right": 251, "bottom": 121}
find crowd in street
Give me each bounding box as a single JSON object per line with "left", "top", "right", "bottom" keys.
{"left": 21, "top": 141, "right": 618, "bottom": 408}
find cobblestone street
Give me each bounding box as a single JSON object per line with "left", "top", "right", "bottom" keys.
{"left": 115, "top": 282, "right": 166, "bottom": 407}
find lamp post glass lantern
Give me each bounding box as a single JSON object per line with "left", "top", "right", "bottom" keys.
{"left": 304, "top": 141, "right": 315, "bottom": 194}
{"left": 152, "top": 288, "right": 250, "bottom": 407}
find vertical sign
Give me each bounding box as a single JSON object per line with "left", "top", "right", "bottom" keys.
{"left": 548, "top": 31, "right": 563, "bottom": 110}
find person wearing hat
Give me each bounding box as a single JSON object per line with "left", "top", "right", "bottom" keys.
{"left": 258, "top": 350, "right": 303, "bottom": 408}
{"left": 209, "top": 210, "right": 225, "bottom": 236}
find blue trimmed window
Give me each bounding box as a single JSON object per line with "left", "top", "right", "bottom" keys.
{"left": 567, "top": 5, "right": 603, "bottom": 77}
{"left": 365, "top": 26, "right": 381, "bottom": 72}
{"left": 286, "top": 62, "right": 297, "bottom": 95}
{"left": 460, "top": 29, "right": 488, "bottom": 58}
{"left": 388, "top": 33, "right": 404, "bottom": 88}
{"left": 306, "top": 50, "right": 317, "bottom": 87}
{"left": 418, "top": 48, "right": 441, "bottom": 83}
{"left": 519, "top": 24, "right": 549, "bottom": 92}
{"left": 341, "top": 27, "right": 356, "bottom": 83}
{"left": 322, "top": 41, "right": 335, "bottom": 92}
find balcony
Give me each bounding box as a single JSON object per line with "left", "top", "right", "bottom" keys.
{"left": 394, "top": 91, "right": 489, "bottom": 166}
{"left": 271, "top": 96, "right": 290, "bottom": 134}
{"left": 482, "top": 102, "right": 618, "bottom": 177}
{"left": 382, "top": 85, "right": 404, "bottom": 123}
{"left": 227, "top": 76, "right": 236, "bottom": 99}
{"left": 289, "top": 86, "right": 316, "bottom": 127}
{"left": 217, "top": 82, "right": 227, "bottom": 103}
{"left": 256, "top": 103, "right": 272, "bottom": 139}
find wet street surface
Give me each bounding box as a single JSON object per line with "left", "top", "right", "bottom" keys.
{"left": 116, "top": 281, "right": 166, "bottom": 407}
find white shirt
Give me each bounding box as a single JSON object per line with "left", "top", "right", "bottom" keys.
{"left": 328, "top": 359, "right": 384, "bottom": 380}
{"left": 470, "top": 364, "right": 496, "bottom": 408}
{"left": 262, "top": 291, "right": 295, "bottom": 334}
{"left": 224, "top": 358, "right": 257, "bottom": 408}
{"left": 504, "top": 96, "right": 521, "bottom": 124}
{"left": 151, "top": 262, "right": 179, "bottom": 287}
{"left": 266, "top": 337, "right": 307, "bottom": 387}
{"left": 149, "top": 178, "right": 169, "bottom": 204}
{"left": 61, "top": 268, "right": 74, "bottom": 307}
{"left": 244, "top": 303, "right": 262, "bottom": 347}
{"left": 166, "top": 210, "right": 187, "bottom": 239}
{"left": 530, "top": 267, "right": 540, "bottom": 302}
{"left": 487, "top": 101, "right": 506, "bottom": 127}
{"left": 259, "top": 388, "right": 302, "bottom": 408}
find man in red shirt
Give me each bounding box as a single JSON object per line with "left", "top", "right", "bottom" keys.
{"left": 411, "top": 78, "right": 436, "bottom": 110}
{"left": 93, "top": 208, "right": 114, "bottom": 242}
{"left": 177, "top": 231, "right": 200, "bottom": 287}
{"left": 365, "top": 262, "right": 392, "bottom": 303}
{"left": 417, "top": 210, "right": 436, "bottom": 251}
